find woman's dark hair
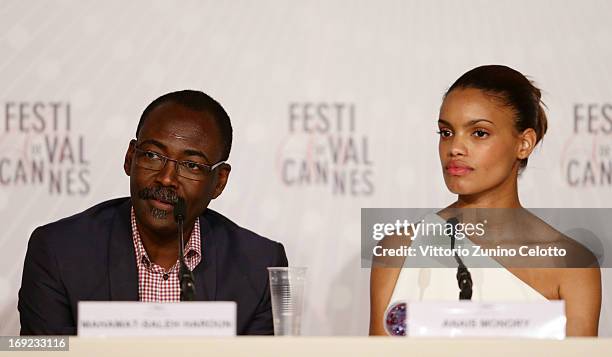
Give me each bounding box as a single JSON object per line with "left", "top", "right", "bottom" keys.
{"left": 445, "top": 65, "right": 547, "bottom": 170}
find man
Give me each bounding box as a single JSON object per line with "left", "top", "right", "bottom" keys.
{"left": 18, "top": 90, "right": 288, "bottom": 335}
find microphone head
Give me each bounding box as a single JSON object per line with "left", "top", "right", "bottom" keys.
{"left": 173, "top": 197, "right": 186, "bottom": 222}
{"left": 447, "top": 217, "right": 459, "bottom": 249}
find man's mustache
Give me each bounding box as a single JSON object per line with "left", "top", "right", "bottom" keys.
{"left": 138, "top": 187, "right": 181, "bottom": 205}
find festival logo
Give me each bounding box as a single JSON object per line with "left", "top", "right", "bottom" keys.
{"left": 0, "top": 101, "right": 90, "bottom": 195}
{"left": 277, "top": 102, "right": 374, "bottom": 196}
{"left": 562, "top": 103, "right": 611, "bottom": 187}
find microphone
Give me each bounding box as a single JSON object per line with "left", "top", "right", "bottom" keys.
{"left": 447, "top": 217, "right": 472, "bottom": 300}
{"left": 173, "top": 197, "right": 186, "bottom": 222}
{"left": 174, "top": 197, "right": 196, "bottom": 301}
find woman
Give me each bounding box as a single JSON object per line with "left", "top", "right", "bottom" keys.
{"left": 370, "top": 65, "right": 601, "bottom": 336}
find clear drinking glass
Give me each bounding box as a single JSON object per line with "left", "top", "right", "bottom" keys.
{"left": 267, "top": 267, "right": 307, "bottom": 336}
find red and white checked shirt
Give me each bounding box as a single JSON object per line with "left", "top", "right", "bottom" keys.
{"left": 130, "top": 207, "right": 202, "bottom": 302}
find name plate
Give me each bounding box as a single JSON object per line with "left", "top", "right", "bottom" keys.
{"left": 78, "top": 301, "right": 236, "bottom": 337}
{"left": 407, "top": 301, "right": 565, "bottom": 338}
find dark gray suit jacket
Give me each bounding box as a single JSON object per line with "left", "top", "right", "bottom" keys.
{"left": 18, "top": 197, "right": 288, "bottom": 335}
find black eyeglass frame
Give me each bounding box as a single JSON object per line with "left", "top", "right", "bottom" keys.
{"left": 133, "top": 146, "right": 226, "bottom": 181}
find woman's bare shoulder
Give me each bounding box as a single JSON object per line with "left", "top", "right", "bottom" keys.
{"left": 511, "top": 210, "right": 599, "bottom": 268}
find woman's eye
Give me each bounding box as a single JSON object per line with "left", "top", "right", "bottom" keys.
{"left": 473, "top": 129, "right": 489, "bottom": 138}
{"left": 437, "top": 129, "right": 452, "bottom": 138}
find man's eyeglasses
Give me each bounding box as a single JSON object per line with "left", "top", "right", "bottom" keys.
{"left": 133, "top": 147, "right": 225, "bottom": 181}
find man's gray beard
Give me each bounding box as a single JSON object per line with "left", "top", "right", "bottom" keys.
{"left": 151, "top": 207, "right": 168, "bottom": 219}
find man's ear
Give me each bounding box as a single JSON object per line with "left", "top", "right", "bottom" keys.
{"left": 124, "top": 139, "right": 137, "bottom": 176}
{"left": 212, "top": 163, "right": 231, "bottom": 199}
{"left": 517, "top": 128, "right": 537, "bottom": 160}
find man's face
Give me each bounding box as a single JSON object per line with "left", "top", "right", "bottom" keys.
{"left": 124, "top": 102, "right": 230, "bottom": 236}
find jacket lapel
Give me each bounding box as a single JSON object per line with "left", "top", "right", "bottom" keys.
{"left": 108, "top": 199, "right": 139, "bottom": 301}
{"left": 195, "top": 212, "right": 217, "bottom": 301}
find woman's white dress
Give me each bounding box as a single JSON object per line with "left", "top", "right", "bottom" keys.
{"left": 387, "top": 213, "right": 546, "bottom": 308}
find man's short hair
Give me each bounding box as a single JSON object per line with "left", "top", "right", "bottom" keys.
{"left": 136, "top": 90, "right": 233, "bottom": 161}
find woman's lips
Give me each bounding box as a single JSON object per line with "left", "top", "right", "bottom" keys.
{"left": 446, "top": 163, "right": 474, "bottom": 176}
{"left": 149, "top": 199, "right": 174, "bottom": 210}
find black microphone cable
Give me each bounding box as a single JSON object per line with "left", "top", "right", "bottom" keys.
{"left": 447, "top": 217, "right": 473, "bottom": 300}
{"left": 174, "top": 197, "right": 196, "bottom": 301}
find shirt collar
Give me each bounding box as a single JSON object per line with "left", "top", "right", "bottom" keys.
{"left": 130, "top": 206, "right": 202, "bottom": 271}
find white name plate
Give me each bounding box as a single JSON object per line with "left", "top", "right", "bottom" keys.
{"left": 407, "top": 301, "right": 565, "bottom": 339}
{"left": 78, "top": 301, "right": 236, "bottom": 337}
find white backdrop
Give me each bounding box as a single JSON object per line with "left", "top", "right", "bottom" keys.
{"left": 1, "top": 0, "right": 611, "bottom": 335}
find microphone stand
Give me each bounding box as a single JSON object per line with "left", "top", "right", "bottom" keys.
{"left": 174, "top": 198, "right": 196, "bottom": 301}
{"left": 448, "top": 217, "right": 473, "bottom": 300}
